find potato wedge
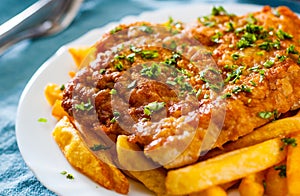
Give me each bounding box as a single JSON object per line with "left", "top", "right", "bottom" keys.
{"left": 51, "top": 99, "right": 68, "bottom": 120}
{"left": 265, "top": 162, "right": 287, "bottom": 196}
{"left": 202, "top": 116, "right": 300, "bottom": 160}
{"left": 238, "top": 171, "right": 265, "bottom": 196}
{"left": 52, "top": 116, "right": 129, "bottom": 194}
{"left": 287, "top": 133, "right": 300, "bottom": 196}
{"left": 44, "top": 83, "right": 63, "bottom": 106}
{"left": 166, "top": 138, "right": 286, "bottom": 195}
{"left": 116, "top": 135, "right": 167, "bottom": 195}
{"left": 68, "top": 46, "right": 93, "bottom": 67}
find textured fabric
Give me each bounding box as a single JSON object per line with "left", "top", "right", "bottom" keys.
{"left": 0, "top": 0, "right": 298, "bottom": 195}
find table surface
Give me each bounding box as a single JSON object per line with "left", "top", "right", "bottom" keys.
{"left": 1, "top": 0, "right": 299, "bottom": 195}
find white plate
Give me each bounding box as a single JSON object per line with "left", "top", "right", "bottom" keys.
{"left": 16, "top": 3, "right": 263, "bottom": 196}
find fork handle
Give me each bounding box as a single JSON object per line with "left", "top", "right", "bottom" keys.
{"left": 0, "top": 0, "right": 62, "bottom": 55}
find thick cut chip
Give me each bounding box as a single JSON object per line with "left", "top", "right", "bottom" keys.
{"left": 202, "top": 116, "right": 300, "bottom": 160}
{"left": 116, "top": 135, "right": 167, "bottom": 195}
{"left": 238, "top": 171, "right": 265, "bottom": 196}
{"left": 265, "top": 162, "right": 287, "bottom": 196}
{"left": 52, "top": 116, "right": 129, "bottom": 194}
{"left": 287, "top": 133, "right": 300, "bottom": 196}
{"left": 165, "top": 138, "right": 286, "bottom": 195}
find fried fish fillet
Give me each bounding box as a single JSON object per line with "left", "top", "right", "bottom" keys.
{"left": 62, "top": 6, "right": 300, "bottom": 168}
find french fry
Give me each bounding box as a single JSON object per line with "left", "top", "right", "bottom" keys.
{"left": 165, "top": 138, "right": 286, "bottom": 195}
{"left": 44, "top": 83, "right": 63, "bottom": 106}
{"left": 287, "top": 133, "right": 300, "bottom": 196}
{"left": 68, "top": 47, "right": 94, "bottom": 67}
{"left": 51, "top": 99, "right": 68, "bottom": 120}
{"left": 52, "top": 116, "right": 129, "bottom": 194}
{"left": 238, "top": 171, "right": 265, "bottom": 196}
{"left": 202, "top": 116, "right": 300, "bottom": 160}
{"left": 265, "top": 162, "right": 287, "bottom": 196}
{"left": 116, "top": 135, "right": 167, "bottom": 195}
{"left": 190, "top": 186, "right": 227, "bottom": 196}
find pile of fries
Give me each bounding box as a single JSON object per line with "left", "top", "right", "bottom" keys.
{"left": 44, "top": 46, "right": 300, "bottom": 196}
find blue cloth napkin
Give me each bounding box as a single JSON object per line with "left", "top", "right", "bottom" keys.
{"left": 0, "top": 0, "right": 299, "bottom": 195}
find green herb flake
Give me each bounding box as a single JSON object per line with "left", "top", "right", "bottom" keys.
{"left": 140, "top": 50, "right": 159, "bottom": 59}
{"left": 110, "top": 26, "right": 122, "bottom": 34}
{"left": 276, "top": 29, "right": 293, "bottom": 40}
{"left": 110, "top": 89, "right": 117, "bottom": 95}
{"left": 130, "top": 45, "right": 142, "bottom": 53}
{"left": 280, "top": 137, "right": 297, "bottom": 150}
{"left": 114, "top": 61, "right": 124, "bottom": 71}
{"left": 211, "top": 32, "right": 223, "bottom": 43}
{"left": 99, "top": 69, "right": 106, "bottom": 74}
{"left": 231, "top": 52, "right": 240, "bottom": 60}
{"left": 166, "top": 80, "right": 177, "bottom": 86}
{"left": 263, "top": 59, "right": 275, "bottom": 68}
{"left": 258, "top": 111, "right": 273, "bottom": 119}
{"left": 287, "top": 45, "right": 299, "bottom": 54}
{"left": 66, "top": 173, "right": 75, "bottom": 180}
{"left": 211, "top": 6, "right": 228, "bottom": 16}
{"left": 141, "top": 63, "right": 161, "bottom": 78}
{"left": 144, "top": 101, "right": 165, "bottom": 116}
{"left": 60, "top": 84, "right": 65, "bottom": 91}
{"left": 138, "top": 25, "right": 154, "bottom": 34}
{"left": 60, "top": 171, "right": 75, "bottom": 180}
{"left": 250, "top": 80, "right": 257, "bottom": 86}
{"left": 38, "top": 118, "right": 47, "bottom": 123}
{"left": 74, "top": 99, "right": 93, "bottom": 111}
{"left": 274, "top": 165, "right": 286, "bottom": 178}
{"left": 126, "top": 53, "right": 135, "bottom": 63}
{"left": 90, "top": 144, "right": 110, "bottom": 151}
{"left": 275, "top": 54, "right": 286, "bottom": 62}
{"left": 226, "top": 22, "right": 235, "bottom": 32}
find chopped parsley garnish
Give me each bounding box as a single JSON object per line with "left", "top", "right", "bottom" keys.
{"left": 144, "top": 101, "right": 165, "bottom": 116}
{"left": 231, "top": 52, "right": 240, "bottom": 60}
{"left": 276, "top": 54, "right": 287, "bottom": 62}
{"left": 236, "top": 32, "right": 257, "bottom": 49}
{"left": 141, "top": 63, "right": 161, "bottom": 78}
{"left": 114, "top": 61, "right": 123, "bottom": 71}
{"left": 226, "top": 22, "right": 235, "bottom": 32}
{"left": 60, "top": 171, "right": 75, "bottom": 180}
{"left": 274, "top": 165, "right": 286, "bottom": 178}
{"left": 280, "top": 137, "right": 297, "bottom": 150}
{"left": 258, "top": 111, "right": 273, "bottom": 119}
{"left": 164, "top": 53, "right": 181, "bottom": 66}
{"left": 138, "top": 25, "right": 154, "bottom": 34}
{"left": 60, "top": 84, "right": 65, "bottom": 91}
{"left": 66, "top": 174, "right": 75, "bottom": 180}
{"left": 232, "top": 84, "right": 252, "bottom": 94}
{"left": 263, "top": 59, "right": 275, "bottom": 68}
{"left": 250, "top": 80, "right": 257, "bottom": 86}
{"left": 166, "top": 80, "right": 177, "bottom": 86}
{"left": 211, "top": 6, "right": 228, "bottom": 16}
{"left": 90, "top": 144, "right": 110, "bottom": 151}
{"left": 259, "top": 40, "right": 281, "bottom": 51}
{"left": 38, "top": 118, "right": 47, "bottom": 123}
{"left": 211, "top": 32, "right": 223, "bottom": 43}
{"left": 224, "top": 66, "right": 244, "bottom": 83}
{"left": 287, "top": 45, "right": 299, "bottom": 54}
{"left": 110, "top": 89, "right": 117, "bottom": 95}
{"left": 74, "top": 99, "right": 93, "bottom": 111}
{"left": 126, "top": 53, "right": 135, "bottom": 63}
{"left": 276, "top": 29, "right": 293, "bottom": 40}
{"left": 99, "top": 69, "right": 106, "bottom": 74}
{"left": 110, "top": 26, "right": 122, "bottom": 34}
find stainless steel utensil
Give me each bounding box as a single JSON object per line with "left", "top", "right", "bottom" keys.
{"left": 0, "top": 0, "right": 83, "bottom": 56}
